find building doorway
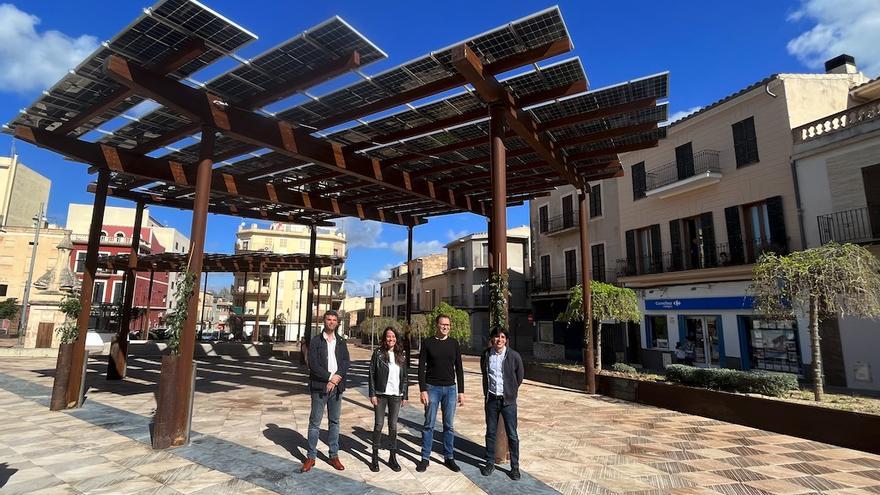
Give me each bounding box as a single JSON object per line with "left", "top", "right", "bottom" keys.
{"left": 683, "top": 316, "right": 721, "bottom": 366}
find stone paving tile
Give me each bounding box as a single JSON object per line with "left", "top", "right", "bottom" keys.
{"left": 1, "top": 347, "right": 880, "bottom": 495}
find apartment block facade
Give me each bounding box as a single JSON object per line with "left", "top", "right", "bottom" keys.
{"left": 791, "top": 63, "right": 880, "bottom": 391}
{"left": 233, "top": 222, "right": 346, "bottom": 341}
{"left": 380, "top": 253, "right": 447, "bottom": 318}
{"left": 615, "top": 60, "right": 868, "bottom": 375}
{"left": 0, "top": 155, "right": 50, "bottom": 229}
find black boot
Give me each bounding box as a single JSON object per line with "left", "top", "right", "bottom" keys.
{"left": 388, "top": 450, "right": 401, "bottom": 472}
{"left": 370, "top": 449, "right": 380, "bottom": 472}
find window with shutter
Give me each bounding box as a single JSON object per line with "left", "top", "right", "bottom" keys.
{"left": 725, "top": 206, "right": 744, "bottom": 265}
{"left": 675, "top": 142, "right": 695, "bottom": 180}
{"left": 538, "top": 205, "right": 549, "bottom": 233}
{"left": 591, "top": 244, "right": 606, "bottom": 282}
{"left": 589, "top": 184, "right": 602, "bottom": 217}
{"left": 540, "top": 255, "right": 551, "bottom": 290}
{"left": 669, "top": 219, "right": 683, "bottom": 270}
{"left": 732, "top": 117, "right": 760, "bottom": 167}
{"left": 632, "top": 162, "right": 646, "bottom": 200}
{"left": 625, "top": 230, "right": 637, "bottom": 276}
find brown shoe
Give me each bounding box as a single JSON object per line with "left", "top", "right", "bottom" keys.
{"left": 328, "top": 456, "right": 345, "bottom": 471}
{"left": 300, "top": 458, "right": 315, "bottom": 473}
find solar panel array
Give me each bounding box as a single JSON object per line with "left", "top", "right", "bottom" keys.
{"left": 6, "top": 2, "right": 671, "bottom": 226}
{"left": 7, "top": 0, "right": 257, "bottom": 137}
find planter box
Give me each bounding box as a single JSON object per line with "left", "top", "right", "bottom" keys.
{"left": 523, "top": 363, "right": 880, "bottom": 455}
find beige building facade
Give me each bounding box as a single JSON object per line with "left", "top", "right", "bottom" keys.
{"left": 792, "top": 67, "right": 880, "bottom": 391}
{"left": 0, "top": 156, "right": 50, "bottom": 229}
{"left": 614, "top": 57, "right": 869, "bottom": 375}
{"left": 379, "top": 253, "right": 447, "bottom": 318}
{"left": 233, "top": 222, "right": 346, "bottom": 341}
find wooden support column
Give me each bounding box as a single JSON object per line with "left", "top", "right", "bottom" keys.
{"left": 108, "top": 200, "right": 145, "bottom": 380}
{"left": 405, "top": 225, "right": 414, "bottom": 366}
{"left": 153, "top": 128, "right": 215, "bottom": 449}
{"left": 578, "top": 190, "right": 596, "bottom": 394}
{"left": 297, "top": 270, "right": 304, "bottom": 341}
{"left": 141, "top": 269, "right": 155, "bottom": 339}
{"left": 315, "top": 268, "right": 323, "bottom": 333}
{"left": 273, "top": 272, "right": 281, "bottom": 341}
{"left": 59, "top": 169, "right": 110, "bottom": 409}
{"left": 302, "top": 226, "right": 317, "bottom": 362}
{"left": 200, "top": 272, "right": 208, "bottom": 337}
{"left": 252, "top": 262, "right": 263, "bottom": 343}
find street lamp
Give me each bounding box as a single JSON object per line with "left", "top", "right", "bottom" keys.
{"left": 17, "top": 202, "right": 45, "bottom": 346}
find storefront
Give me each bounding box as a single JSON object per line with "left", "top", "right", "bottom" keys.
{"left": 638, "top": 281, "right": 807, "bottom": 374}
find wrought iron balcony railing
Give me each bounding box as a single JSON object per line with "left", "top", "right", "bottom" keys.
{"left": 539, "top": 211, "right": 578, "bottom": 235}
{"left": 818, "top": 206, "right": 880, "bottom": 244}
{"left": 646, "top": 150, "right": 721, "bottom": 191}
{"left": 616, "top": 237, "right": 789, "bottom": 277}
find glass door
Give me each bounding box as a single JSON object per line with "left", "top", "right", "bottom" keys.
{"left": 684, "top": 316, "right": 721, "bottom": 366}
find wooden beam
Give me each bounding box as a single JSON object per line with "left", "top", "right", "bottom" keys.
{"left": 15, "top": 126, "right": 421, "bottom": 226}
{"left": 311, "top": 37, "right": 573, "bottom": 131}
{"left": 443, "top": 161, "right": 547, "bottom": 186}
{"left": 92, "top": 184, "right": 334, "bottom": 226}
{"left": 103, "top": 55, "right": 479, "bottom": 216}
{"left": 557, "top": 122, "right": 659, "bottom": 148}
{"left": 452, "top": 44, "right": 582, "bottom": 189}
{"left": 56, "top": 39, "right": 208, "bottom": 136}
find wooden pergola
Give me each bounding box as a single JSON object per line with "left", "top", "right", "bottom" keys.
{"left": 6, "top": 0, "right": 668, "bottom": 449}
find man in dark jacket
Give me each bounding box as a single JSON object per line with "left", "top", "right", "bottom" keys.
{"left": 479, "top": 328, "right": 524, "bottom": 480}
{"left": 302, "top": 310, "right": 350, "bottom": 473}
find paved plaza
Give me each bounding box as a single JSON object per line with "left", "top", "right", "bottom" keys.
{"left": 1, "top": 345, "right": 879, "bottom": 495}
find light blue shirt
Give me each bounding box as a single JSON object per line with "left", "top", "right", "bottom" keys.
{"left": 488, "top": 346, "right": 507, "bottom": 396}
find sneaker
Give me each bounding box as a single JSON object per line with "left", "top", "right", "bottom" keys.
{"left": 300, "top": 458, "right": 315, "bottom": 473}
{"left": 480, "top": 463, "right": 494, "bottom": 476}
{"left": 509, "top": 468, "right": 521, "bottom": 481}
{"left": 415, "top": 459, "right": 429, "bottom": 472}
{"left": 443, "top": 458, "right": 461, "bottom": 472}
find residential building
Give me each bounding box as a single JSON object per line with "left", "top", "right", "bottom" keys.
{"left": 340, "top": 295, "right": 367, "bottom": 334}
{"left": 233, "top": 222, "right": 346, "bottom": 340}
{"left": 791, "top": 61, "right": 880, "bottom": 391}
{"left": 529, "top": 180, "right": 634, "bottom": 362}
{"left": 442, "top": 227, "right": 530, "bottom": 350}
{"left": 615, "top": 55, "right": 869, "bottom": 374}
{"left": 0, "top": 155, "right": 50, "bottom": 229}
{"left": 379, "top": 253, "right": 447, "bottom": 318}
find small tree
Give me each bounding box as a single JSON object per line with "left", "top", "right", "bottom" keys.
{"left": 166, "top": 271, "right": 196, "bottom": 354}
{"left": 0, "top": 298, "right": 19, "bottom": 322}
{"left": 559, "top": 281, "right": 640, "bottom": 370}
{"left": 55, "top": 292, "right": 82, "bottom": 344}
{"left": 427, "top": 302, "right": 472, "bottom": 347}
{"left": 751, "top": 242, "right": 880, "bottom": 401}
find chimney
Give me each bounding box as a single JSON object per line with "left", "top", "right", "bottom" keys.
{"left": 825, "top": 54, "right": 857, "bottom": 75}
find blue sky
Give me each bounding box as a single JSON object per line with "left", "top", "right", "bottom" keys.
{"left": 0, "top": 0, "right": 878, "bottom": 295}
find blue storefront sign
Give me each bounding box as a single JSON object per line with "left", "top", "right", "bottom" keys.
{"left": 645, "top": 296, "right": 754, "bottom": 311}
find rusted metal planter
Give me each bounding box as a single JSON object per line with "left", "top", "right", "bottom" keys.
{"left": 50, "top": 343, "right": 74, "bottom": 411}
{"left": 151, "top": 355, "right": 197, "bottom": 450}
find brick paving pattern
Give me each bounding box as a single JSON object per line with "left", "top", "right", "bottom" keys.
{"left": 0, "top": 344, "right": 878, "bottom": 494}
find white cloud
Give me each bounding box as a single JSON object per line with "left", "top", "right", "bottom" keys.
{"left": 446, "top": 229, "right": 468, "bottom": 241}
{"left": 345, "top": 264, "right": 397, "bottom": 296}
{"left": 390, "top": 239, "right": 445, "bottom": 258}
{"left": 0, "top": 4, "right": 99, "bottom": 93}
{"left": 663, "top": 106, "right": 703, "bottom": 125}
{"left": 787, "top": 0, "right": 880, "bottom": 76}
{"left": 333, "top": 218, "right": 388, "bottom": 249}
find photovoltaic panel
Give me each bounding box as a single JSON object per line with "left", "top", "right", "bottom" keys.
{"left": 5, "top": 0, "right": 256, "bottom": 137}
{"left": 547, "top": 103, "right": 668, "bottom": 141}
{"left": 104, "top": 16, "right": 386, "bottom": 151}
{"left": 562, "top": 127, "right": 667, "bottom": 157}
{"left": 276, "top": 7, "right": 569, "bottom": 131}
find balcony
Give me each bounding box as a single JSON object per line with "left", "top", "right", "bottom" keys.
{"left": 616, "top": 237, "right": 789, "bottom": 277}
{"left": 233, "top": 286, "right": 270, "bottom": 300}
{"left": 532, "top": 273, "right": 581, "bottom": 294}
{"left": 794, "top": 99, "right": 880, "bottom": 145}
{"left": 818, "top": 206, "right": 880, "bottom": 245}
{"left": 539, "top": 211, "right": 578, "bottom": 236}
{"left": 446, "top": 258, "right": 466, "bottom": 271}
{"left": 441, "top": 295, "right": 465, "bottom": 307}
{"left": 72, "top": 233, "right": 151, "bottom": 249}
{"left": 646, "top": 150, "right": 721, "bottom": 199}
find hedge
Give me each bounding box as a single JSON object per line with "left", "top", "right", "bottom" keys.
{"left": 610, "top": 363, "right": 638, "bottom": 375}
{"left": 665, "top": 365, "right": 798, "bottom": 397}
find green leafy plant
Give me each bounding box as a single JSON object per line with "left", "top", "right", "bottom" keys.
{"left": 166, "top": 270, "right": 196, "bottom": 355}
{"left": 488, "top": 271, "right": 509, "bottom": 333}
{"left": 610, "top": 362, "right": 637, "bottom": 375}
{"left": 665, "top": 364, "right": 798, "bottom": 397}
{"left": 558, "top": 281, "right": 640, "bottom": 370}
{"left": 55, "top": 292, "right": 82, "bottom": 344}
{"left": 0, "top": 298, "right": 19, "bottom": 321}
{"left": 751, "top": 242, "right": 880, "bottom": 401}
{"left": 427, "top": 302, "right": 471, "bottom": 347}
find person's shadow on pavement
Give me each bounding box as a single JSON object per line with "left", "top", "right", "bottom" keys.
{"left": 263, "top": 423, "right": 308, "bottom": 463}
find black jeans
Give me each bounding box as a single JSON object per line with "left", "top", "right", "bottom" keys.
{"left": 373, "top": 395, "right": 401, "bottom": 451}
{"left": 485, "top": 396, "right": 519, "bottom": 469}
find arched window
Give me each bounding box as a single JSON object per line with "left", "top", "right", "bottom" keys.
{"left": 100, "top": 230, "right": 108, "bottom": 239}
{"left": 115, "top": 232, "right": 125, "bottom": 242}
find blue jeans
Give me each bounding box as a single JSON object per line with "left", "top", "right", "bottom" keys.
{"left": 307, "top": 389, "right": 341, "bottom": 459}
{"left": 421, "top": 384, "right": 458, "bottom": 460}
{"left": 485, "top": 396, "right": 519, "bottom": 469}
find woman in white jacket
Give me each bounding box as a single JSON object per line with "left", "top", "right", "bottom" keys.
{"left": 368, "top": 327, "right": 409, "bottom": 472}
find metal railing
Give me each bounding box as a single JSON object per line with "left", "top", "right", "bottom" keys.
{"left": 540, "top": 211, "right": 579, "bottom": 235}
{"left": 447, "top": 258, "right": 466, "bottom": 270}
{"left": 794, "top": 99, "right": 880, "bottom": 144}
{"left": 441, "top": 295, "right": 465, "bottom": 306}
{"left": 72, "top": 233, "right": 151, "bottom": 247}
{"left": 646, "top": 150, "right": 721, "bottom": 191}
{"left": 818, "top": 206, "right": 880, "bottom": 244}
{"left": 616, "top": 237, "right": 789, "bottom": 276}
{"left": 532, "top": 273, "right": 581, "bottom": 293}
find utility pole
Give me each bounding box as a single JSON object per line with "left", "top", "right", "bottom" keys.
{"left": 17, "top": 202, "right": 44, "bottom": 346}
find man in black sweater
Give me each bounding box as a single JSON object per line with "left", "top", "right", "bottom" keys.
{"left": 416, "top": 314, "right": 465, "bottom": 472}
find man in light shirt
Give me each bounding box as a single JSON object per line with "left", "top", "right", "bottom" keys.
{"left": 302, "top": 310, "right": 350, "bottom": 473}
{"left": 479, "top": 327, "right": 524, "bottom": 480}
